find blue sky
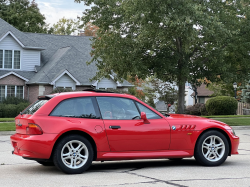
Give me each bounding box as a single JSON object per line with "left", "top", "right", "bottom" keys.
{"left": 36, "top": 0, "right": 90, "bottom": 26}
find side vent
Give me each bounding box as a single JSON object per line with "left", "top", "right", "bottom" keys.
{"left": 174, "top": 125, "right": 196, "bottom": 130}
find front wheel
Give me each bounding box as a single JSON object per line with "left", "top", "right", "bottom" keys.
{"left": 194, "top": 130, "right": 229, "bottom": 166}
{"left": 53, "top": 135, "right": 93, "bottom": 174}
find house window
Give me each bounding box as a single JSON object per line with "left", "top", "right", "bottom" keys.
{"left": 0, "top": 86, "right": 5, "bottom": 102}
{"left": 0, "top": 49, "right": 21, "bottom": 69}
{"left": 199, "top": 97, "right": 205, "bottom": 104}
{"left": 4, "top": 50, "right": 12, "bottom": 69}
{"left": 0, "top": 50, "right": 3, "bottom": 68}
{"left": 7, "top": 85, "right": 15, "bottom": 97}
{"left": 14, "top": 51, "right": 21, "bottom": 69}
{"left": 16, "top": 86, "right": 24, "bottom": 98}
{"left": 0, "top": 85, "right": 24, "bottom": 102}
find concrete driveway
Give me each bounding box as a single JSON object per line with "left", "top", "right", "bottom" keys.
{"left": 0, "top": 129, "right": 249, "bottom": 187}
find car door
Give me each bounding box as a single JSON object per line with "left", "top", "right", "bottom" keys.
{"left": 96, "top": 97, "right": 171, "bottom": 152}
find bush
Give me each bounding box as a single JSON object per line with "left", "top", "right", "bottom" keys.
{"left": 1, "top": 97, "right": 29, "bottom": 105}
{"left": 0, "top": 97, "right": 30, "bottom": 118}
{"left": 185, "top": 103, "right": 207, "bottom": 116}
{"left": 206, "top": 96, "right": 237, "bottom": 115}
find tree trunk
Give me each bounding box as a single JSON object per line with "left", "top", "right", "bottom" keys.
{"left": 177, "top": 81, "right": 186, "bottom": 114}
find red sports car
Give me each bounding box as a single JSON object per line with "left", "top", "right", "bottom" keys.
{"left": 10, "top": 90, "right": 239, "bottom": 174}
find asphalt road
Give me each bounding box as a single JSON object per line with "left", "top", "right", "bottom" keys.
{"left": 0, "top": 129, "right": 250, "bottom": 187}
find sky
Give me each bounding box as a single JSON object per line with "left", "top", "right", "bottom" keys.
{"left": 36, "top": 0, "right": 91, "bottom": 26}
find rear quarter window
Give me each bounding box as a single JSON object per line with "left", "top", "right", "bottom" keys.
{"left": 50, "top": 97, "right": 100, "bottom": 119}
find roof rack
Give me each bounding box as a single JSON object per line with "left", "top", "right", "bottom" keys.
{"left": 82, "top": 89, "right": 115, "bottom": 93}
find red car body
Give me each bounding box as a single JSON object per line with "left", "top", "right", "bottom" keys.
{"left": 10, "top": 91, "right": 239, "bottom": 173}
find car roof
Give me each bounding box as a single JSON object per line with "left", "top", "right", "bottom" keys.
{"left": 41, "top": 90, "right": 138, "bottom": 101}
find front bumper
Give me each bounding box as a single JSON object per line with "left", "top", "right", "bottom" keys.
{"left": 228, "top": 130, "right": 240, "bottom": 155}
{"left": 10, "top": 133, "right": 57, "bottom": 159}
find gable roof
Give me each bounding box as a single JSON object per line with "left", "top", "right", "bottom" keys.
{"left": 191, "top": 83, "right": 214, "bottom": 97}
{"left": 0, "top": 18, "right": 133, "bottom": 87}
{"left": 0, "top": 18, "right": 43, "bottom": 49}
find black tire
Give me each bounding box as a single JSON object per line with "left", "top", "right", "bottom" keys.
{"left": 36, "top": 161, "right": 54, "bottom": 166}
{"left": 53, "top": 135, "right": 93, "bottom": 174}
{"left": 194, "top": 130, "right": 229, "bottom": 166}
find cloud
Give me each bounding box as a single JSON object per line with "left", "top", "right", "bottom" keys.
{"left": 36, "top": 0, "right": 90, "bottom": 25}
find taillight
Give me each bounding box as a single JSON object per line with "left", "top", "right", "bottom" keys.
{"left": 26, "top": 123, "right": 43, "bottom": 135}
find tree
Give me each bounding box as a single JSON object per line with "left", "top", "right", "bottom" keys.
{"left": 52, "top": 17, "right": 80, "bottom": 35}
{"left": 83, "top": 22, "right": 99, "bottom": 36}
{"left": 0, "top": 0, "right": 48, "bottom": 33}
{"left": 77, "top": 0, "right": 250, "bottom": 113}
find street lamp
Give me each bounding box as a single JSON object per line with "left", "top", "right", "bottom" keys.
{"left": 233, "top": 82, "right": 237, "bottom": 99}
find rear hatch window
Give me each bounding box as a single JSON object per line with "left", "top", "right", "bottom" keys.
{"left": 22, "top": 100, "right": 48, "bottom": 115}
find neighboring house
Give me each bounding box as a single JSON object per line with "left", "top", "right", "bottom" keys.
{"left": 0, "top": 18, "right": 132, "bottom": 103}
{"left": 185, "top": 82, "right": 194, "bottom": 106}
{"left": 191, "top": 83, "right": 214, "bottom": 104}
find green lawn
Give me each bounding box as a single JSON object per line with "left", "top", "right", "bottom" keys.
{"left": 0, "top": 117, "right": 249, "bottom": 131}
{"left": 203, "top": 115, "right": 250, "bottom": 118}
{"left": 0, "top": 123, "right": 15, "bottom": 131}
{"left": 212, "top": 118, "right": 250, "bottom": 126}
{"left": 0, "top": 118, "right": 15, "bottom": 122}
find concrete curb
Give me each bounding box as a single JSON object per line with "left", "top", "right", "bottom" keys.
{"left": 0, "top": 131, "right": 16, "bottom": 136}
{"left": 0, "top": 126, "right": 250, "bottom": 136}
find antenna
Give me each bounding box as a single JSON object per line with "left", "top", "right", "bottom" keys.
{"left": 43, "top": 71, "right": 61, "bottom": 93}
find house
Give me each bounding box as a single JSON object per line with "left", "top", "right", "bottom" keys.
{"left": 191, "top": 83, "right": 214, "bottom": 104}
{"left": 0, "top": 18, "right": 132, "bottom": 103}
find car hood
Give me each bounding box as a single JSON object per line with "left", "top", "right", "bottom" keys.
{"left": 165, "top": 114, "right": 231, "bottom": 129}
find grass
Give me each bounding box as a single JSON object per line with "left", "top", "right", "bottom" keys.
{"left": 213, "top": 118, "right": 250, "bottom": 126}
{"left": 0, "top": 118, "right": 15, "bottom": 122}
{"left": 0, "top": 116, "right": 249, "bottom": 131}
{"left": 202, "top": 115, "right": 250, "bottom": 118}
{"left": 0, "top": 123, "right": 15, "bottom": 131}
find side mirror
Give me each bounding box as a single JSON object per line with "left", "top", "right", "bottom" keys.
{"left": 141, "top": 112, "right": 150, "bottom": 124}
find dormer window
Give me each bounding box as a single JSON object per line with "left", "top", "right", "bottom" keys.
{"left": 0, "top": 50, "right": 21, "bottom": 69}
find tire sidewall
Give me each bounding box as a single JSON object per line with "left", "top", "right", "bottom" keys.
{"left": 195, "top": 130, "right": 229, "bottom": 166}
{"left": 53, "top": 135, "right": 93, "bottom": 174}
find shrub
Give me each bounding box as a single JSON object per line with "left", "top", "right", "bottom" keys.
{"left": 0, "top": 97, "right": 30, "bottom": 118}
{"left": 206, "top": 96, "right": 237, "bottom": 115}
{"left": 1, "top": 97, "right": 29, "bottom": 105}
{"left": 185, "top": 103, "right": 207, "bottom": 116}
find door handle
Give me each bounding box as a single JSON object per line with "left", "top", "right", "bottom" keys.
{"left": 109, "top": 126, "right": 121, "bottom": 129}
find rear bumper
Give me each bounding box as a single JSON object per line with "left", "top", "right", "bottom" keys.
{"left": 10, "top": 133, "right": 57, "bottom": 159}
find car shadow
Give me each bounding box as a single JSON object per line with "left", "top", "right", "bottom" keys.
{"left": 88, "top": 158, "right": 200, "bottom": 172}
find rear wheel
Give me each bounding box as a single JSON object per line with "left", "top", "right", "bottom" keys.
{"left": 53, "top": 135, "right": 93, "bottom": 174}
{"left": 194, "top": 130, "right": 229, "bottom": 166}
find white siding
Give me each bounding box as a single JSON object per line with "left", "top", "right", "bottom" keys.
{"left": 0, "top": 35, "right": 22, "bottom": 49}
{"left": 97, "top": 78, "right": 117, "bottom": 89}
{"left": 0, "top": 35, "right": 40, "bottom": 71}
{"left": 22, "top": 50, "right": 40, "bottom": 71}
{"left": 55, "top": 74, "right": 76, "bottom": 90}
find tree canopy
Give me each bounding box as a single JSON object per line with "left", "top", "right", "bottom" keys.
{"left": 0, "top": 0, "right": 48, "bottom": 33}
{"left": 78, "top": 0, "right": 250, "bottom": 113}
{"left": 51, "top": 17, "right": 80, "bottom": 35}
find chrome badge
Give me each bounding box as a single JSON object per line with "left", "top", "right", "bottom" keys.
{"left": 172, "top": 126, "right": 176, "bottom": 130}
{"left": 17, "top": 119, "right": 22, "bottom": 127}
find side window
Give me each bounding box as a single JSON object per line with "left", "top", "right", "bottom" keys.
{"left": 136, "top": 102, "right": 161, "bottom": 119}
{"left": 50, "top": 97, "right": 100, "bottom": 119}
{"left": 96, "top": 97, "right": 140, "bottom": 120}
